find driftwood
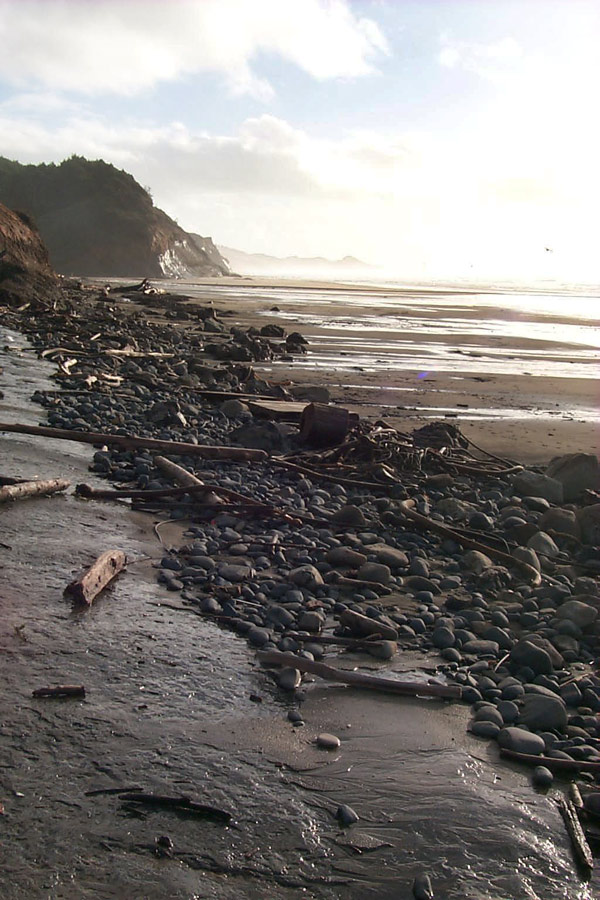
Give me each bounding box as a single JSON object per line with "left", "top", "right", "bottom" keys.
{"left": 398, "top": 499, "right": 542, "bottom": 584}
{"left": 0, "top": 422, "right": 268, "bottom": 462}
{"left": 557, "top": 796, "right": 594, "bottom": 873}
{"left": 154, "top": 455, "right": 204, "bottom": 488}
{"left": 325, "top": 572, "right": 393, "bottom": 595}
{"left": 257, "top": 650, "right": 462, "bottom": 699}
{"left": 64, "top": 549, "right": 127, "bottom": 605}
{"left": 118, "top": 792, "right": 231, "bottom": 823}
{"left": 339, "top": 608, "right": 398, "bottom": 641}
{"left": 0, "top": 477, "right": 70, "bottom": 504}
{"left": 499, "top": 748, "right": 600, "bottom": 773}
{"left": 32, "top": 685, "right": 86, "bottom": 698}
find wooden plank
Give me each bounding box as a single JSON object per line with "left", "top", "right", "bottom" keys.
{"left": 246, "top": 399, "right": 310, "bottom": 420}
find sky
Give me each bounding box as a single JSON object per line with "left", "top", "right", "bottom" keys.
{"left": 0, "top": 0, "right": 599, "bottom": 283}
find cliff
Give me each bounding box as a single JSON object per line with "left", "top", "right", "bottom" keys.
{"left": 0, "top": 156, "right": 230, "bottom": 279}
{"left": 0, "top": 202, "right": 59, "bottom": 305}
{"left": 219, "top": 245, "right": 373, "bottom": 279}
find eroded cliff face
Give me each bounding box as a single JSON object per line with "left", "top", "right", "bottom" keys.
{"left": 0, "top": 203, "right": 59, "bottom": 305}
{"left": 0, "top": 156, "right": 230, "bottom": 279}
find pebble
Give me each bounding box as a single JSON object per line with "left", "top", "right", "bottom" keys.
{"left": 532, "top": 766, "right": 554, "bottom": 788}
{"left": 336, "top": 804, "right": 359, "bottom": 826}
{"left": 316, "top": 733, "right": 341, "bottom": 750}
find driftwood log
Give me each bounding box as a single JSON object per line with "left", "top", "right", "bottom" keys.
{"left": 258, "top": 650, "right": 461, "bottom": 699}
{"left": 557, "top": 796, "right": 594, "bottom": 873}
{"left": 499, "top": 748, "right": 600, "bottom": 773}
{"left": 64, "top": 549, "right": 127, "bottom": 605}
{"left": 0, "top": 478, "right": 70, "bottom": 504}
{"left": 154, "top": 455, "right": 205, "bottom": 488}
{"left": 32, "top": 685, "right": 86, "bottom": 698}
{"left": 0, "top": 422, "right": 267, "bottom": 462}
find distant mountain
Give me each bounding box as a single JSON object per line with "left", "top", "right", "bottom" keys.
{"left": 218, "top": 245, "right": 374, "bottom": 279}
{"left": 0, "top": 156, "right": 230, "bottom": 279}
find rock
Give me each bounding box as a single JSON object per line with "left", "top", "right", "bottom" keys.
{"left": 577, "top": 504, "right": 600, "bottom": 546}
{"left": 512, "top": 546, "right": 541, "bottom": 572}
{"left": 474, "top": 706, "right": 504, "bottom": 727}
{"left": 331, "top": 505, "right": 367, "bottom": 527}
{"left": 336, "top": 804, "right": 359, "bottom": 826}
{"left": 230, "top": 420, "right": 287, "bottom": 451}
{"left": 218, "top": 563, "right": 255, "bottom": 582}
{"left": 402, "top": 576, "right": 441, "bottom": 595}
{"left": 220, "top": 398, "right": 248, "bottom": 417}
{"left": 556, "top": 599, "right": 598, "bottom": 629}
{"left": 461, "top": 640, "right": 500, "bottom": 656}
{"left": 560, "top": 682, "right": 583, "bottom": 707}
{"left": 513, "top": 471, "right": 564, "bottom": 504}
{"left": 316, "top": 732, "right": 341, "bottom": 750}
{"left": 289, "top": 384, "right": 330, "bottom": 404}
{"left": 584, "top": 793, "right": 600, "bottom": 819}
{"left": 297, "top": 610, "right": 325, "bottom": 632}
{"left": 278, "top": 667, "right": 302, "bottom": 691}
{"left": 526, "top": 531, "right": 559, "bottom": 558}
{"left": 289, "top": 565, "right": 324, "bottom": 590}
{"left": 523, "top": 635, "right": 564, "bottom": 669}
{"left": 546, "top": 453, "right": 600, "bottom": 500}
{"left": 462, "top": 550, "right": 493, "bottom": 573}
{"left": 369, "top": 544, "right": 409, "bottom": 568}
{"left": 356, "top": 562, "right": 391, "bottom": 585}
{"left": 326, "top": 547, "right": 367, "bottom": 568}
{"left": 365, "top": 640, "right": 397, "bottom": 660}
{"left": 437, "top": 498, "right": 474, "bottom": 520}
{"left": 432, "top": 626, "right": 455, "bottom": 649}
{"left": 470, "top": 720, "right": 501, "bottom": 738}
{"left": 510, "top": 639, "right": 554, "bottom": 675}
{"left": 497, "top": 727, "right": 546, "bottom": 755}
{"left": 247, "top": 626, "right": 271, "bottom": 647}
{"left": 518, "top": 693, "right": 567, "bottom": 732}
{"left": 412, "top": 872, "right": 434, "bottom": 900}
{"left": 497, "top": 700, "right": 520, "bottom": 723}
{"left": 539, "top": 507, "right": 581, "bottom": 539}
{"left": 532, "top": 766, "right": 554, "bottom": 788}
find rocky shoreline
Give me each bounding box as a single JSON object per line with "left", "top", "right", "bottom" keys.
{"left": 2, "top": 278, "right": 600, "bottom": 892}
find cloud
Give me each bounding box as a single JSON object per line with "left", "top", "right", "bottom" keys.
{"left": 438, "top": 35, "right": 523, "bottom": 82}
{"left": 0, "top": 0, "right": 388, "bottom": 99}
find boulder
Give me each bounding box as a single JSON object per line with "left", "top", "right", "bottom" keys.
{"left": 510, "top": 639, "right": 554, "bottom": 675}
{"left": 546, "top": 453, "right": 600, "bottom": 501}
{"left": 526, "top": 531, "right": 560, "bottom": 558}
{"left": 513, "top": 471, "right": 563, "bottom": 504}
{"left": 462, "top": 550, "right": 493, "bottom": 573}
{"left": 539, "top": 507, "right": 581, "bottom": 539}
{"left": 326, "top": 547, "right": 367, "bottom": 568}
{"left": 289, "top": 565, "right": 324, "bottom": 591}
{"left": 518, "top": 694, "right": 567, "bottom": 732}
{"left": 576, "top": 504, "right": 600, "bottom": 545}
{"left": 555, "top": 599, "right": 598, "bottom": 629}
{"left": 331, "top": 505, "right": 367, "bottom": 527}
{"left": 512, "top": 546, "right": 541, "bottom": 572}
{"left": 356, "top": 562, "right": 391, "bottom": 585}
{"left": 368, "top": 544, "right": 409, "bottom": 568}
{"left": 497, "top": 727, "right": 546, "bottom": 755}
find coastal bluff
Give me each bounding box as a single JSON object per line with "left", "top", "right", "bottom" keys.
{"left": 0, "top": 202, "right": 59, "bottom": 305}
{"left": 0, "top": 156, "right": 230, "bottom": 279}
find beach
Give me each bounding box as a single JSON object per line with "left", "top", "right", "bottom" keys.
{"left": 1, "top": 275, "right": 599, "bottom": 899}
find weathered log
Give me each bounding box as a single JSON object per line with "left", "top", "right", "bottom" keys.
{"left": 499, "top": 748, "right": 600, "bottom": 773}
{"left": 154, "top": 455, "right": 204, "bottom": 488}
{"left": 64, "top": 549, "right": 127, "bottom": 606}
{"left": 557, "top": 796, "right": 594, "bottom": 873}
{"left": 339, "top": 608, "right": 398, "bottom": 641}
{"left": 0, "top": 477, "right": 70, "bottom": 504}
{"left": 257, "top": 650, "right": 461, "bottom": 699}
{"left": 118, "top": 792, "right": 231, "bottom": 823}
{"left": 398, "top": 499, "right": 543, "bottom": 584}
{"left": 32, "top": 685, "right": 86, "bottom": 698}
{"left": 325, "top": 572, "right": 393, "bottom": 595}
{"left": 0, "top": 422, "right": 268, "bottom": 462}
{"left": 300, "top": 403, "right": 352, "bottom": 447}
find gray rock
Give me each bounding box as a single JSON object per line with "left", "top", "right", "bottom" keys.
{"left": 369, "top": 544, "right": 409, "bottom": 568}
{"left": 326, "top": 547, "right": 367, "bottom": 568}
{"left": 331, "top": 505, "right": 367, "bottom": 527}
{"left": 336, "top": 803, "right": 359, "bottom": 826}
{"left": 474, "top": 706, "right": 504, "bottom": 727}
{"left": 497, "top": 727, "right": 546, "bottom": 755}
{"left": 412, "top": 873, "right": 434, "bottom": 900}
{"left": 510, "top": 639, "right": 554, "bottom": 675}
{"left": 470, "top": 720, "right": 501, "bottom": 738}
{"left": 247, "top": 626, "right": 271, "bottom": 647}
{"left": 576, "top": 503, "right": 600, "bottom": 544}
{"left": 518, "top": 693, "right": 567, "bottom": 731}
{"left": 297, "top": 610, "right": 325, "bottom": 632}
{"left": 230, "top": 421, "right": 286, "bottom": 451}
{"left": 432, "top": 626, "right": 455, "bottom": 649}
{"left": 220, "top": 398, "right": 248, "bottom": 417}
{"left": 402, "top": 576, "right": 441, "bottom": 595}
{"left": 532, "top": 766, "right": 554, "bottom": 788}
{"left": 316, "top": 732, "right": 341, "bottom": 750}
{"left": 497, "top": 700, "right": 520, "bottom": 723}
{"left": 365, "top": 640, "right": 397, "bottom": 660}
{"left": 539, "top": 507, "right": 581, "bottom": 539}
{"left": 527, "top": 531, "right": 560, "bottom": 558}
{"left": 356, "top": 562, "right": 391, "bottom": 585}
{"left": 546, "top": 452, "right": 600, "bottom": 501}
{"left": 513, "top": 471, "right": 564, "bottom": 504}
{"left": 278, "top": 667, "right": 302, "bottom": 690}
{"left": 289, "top": 565, "right": 324, "bottom": 590}
{"left": 218, "top": 563, "right": 255, "bottom": 582}
{"left": 461, "top": 640, "right": 500, "bottom": 656}
{"left": 462, "top": 550, "right": 493, "bottom": 573}
{"left": 512, "top": 546, "right": 541, "bottom": 572}
{"left": 556, "top": 599, "right": 598, "bottom": 629}
{"left": 289, "top": 384, "right": 331, "bottom": 403}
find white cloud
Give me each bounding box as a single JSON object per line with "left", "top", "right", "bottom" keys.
{"left": 438, "top": 35, "right": 523, "bottom": 82}
{"left": 0, "top": 0, "right": 388, "bottom": 99}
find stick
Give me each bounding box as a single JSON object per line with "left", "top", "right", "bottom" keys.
{"left": 398, "top": 500, "right": 543, "bottom": 584}
{"left": 155, "top": 455, "right": 204, "bottom": 487}
{"left": 64, "top": 549, "right": 127, "bottom": 605}
{"left": 499, "top": 749, "right": 600, "bottom": 773}
{"left": 32, "top": 685, "right": 86, "bottom": 698}
{"left": 0, "top": 478, "right": 70, "bottom": 503}
{"left": 557, "top": 796, "right": 594, "bottom": 873}
{"left": 0, "top": 422, "right": 268, "bottom": 462}
{"left": 257, "top": 650, "right": 461, "bottom": 699}
{"left": 118, "top": 793, "right": 231, "bottom": 823}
